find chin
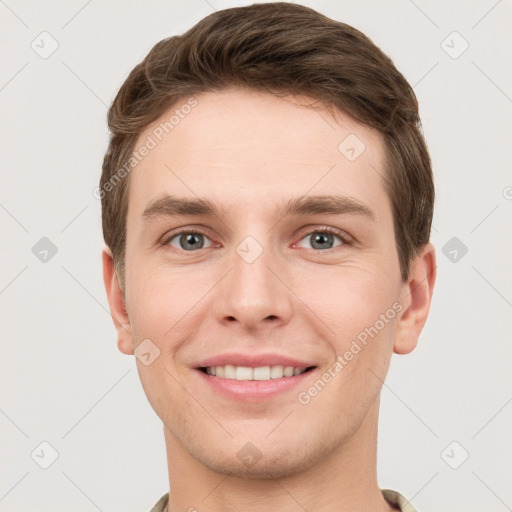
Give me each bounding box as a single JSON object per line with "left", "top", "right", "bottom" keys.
{"left": 191, "top": 438, "right": 331, "bottom": 481}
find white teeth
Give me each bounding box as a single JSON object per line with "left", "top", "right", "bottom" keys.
{"left": 235, "top": 366, "right": 253, "bottom": 380}
{"left": 270, "top": 365, "right": 284, "bottom": 379}
{"left": 224, "top": 364, "right": 236, "bottom": 379}
{"left": 283, "top": 366, "right": 294, "bottom": 377}
{"left": 203, "top": 365, "right": 309, "bottom": 381}
{"left": 253, "top": 366, "right": 270, "bottom": 380}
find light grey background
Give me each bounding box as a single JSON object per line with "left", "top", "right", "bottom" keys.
{"left": 1, "top": 0, "right": 511, "bottom": 511}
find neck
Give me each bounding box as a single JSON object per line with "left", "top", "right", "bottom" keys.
{"left": 163, "top": 400, "right": 395, "bottom": 512}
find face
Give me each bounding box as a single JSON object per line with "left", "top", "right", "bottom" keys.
{"left": 104, "top": 87, "right": 433, "bottom": 479}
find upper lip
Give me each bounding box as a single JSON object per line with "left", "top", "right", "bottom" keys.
{"left": 194, "top": 352, "right": 316, "bottom": 369}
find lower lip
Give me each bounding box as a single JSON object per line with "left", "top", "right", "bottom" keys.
{"left": 195, "top": 368, "right": 317, "bottom": 402}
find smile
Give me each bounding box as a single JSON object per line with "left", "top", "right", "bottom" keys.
{"left": 200, "top": 364, "right": 316, "bottom": 381}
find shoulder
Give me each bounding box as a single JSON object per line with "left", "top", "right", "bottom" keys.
{"left": 149, "top": 492, "right": 169, "bottom": 512}
{"left": 381, "top": 489, "right": 419, "bottom": 512}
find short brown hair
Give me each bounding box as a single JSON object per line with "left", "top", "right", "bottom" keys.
{"left": 100, "top": 2, "right": 434, "bottom": 290}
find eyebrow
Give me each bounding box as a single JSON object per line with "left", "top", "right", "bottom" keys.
{"left": 141, "top": 194, "right": 376, "bottom": 223}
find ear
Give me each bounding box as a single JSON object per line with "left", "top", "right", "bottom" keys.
{"left": 394, "top": 242, "right": 437, "bottom": 355}
{"left": 102, "top": 246, "right": 134, "bottom": 355}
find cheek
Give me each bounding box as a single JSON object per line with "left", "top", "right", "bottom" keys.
{"left": 126, "top": 263, "right": 213, "bottom": 346}
{"left": 298, "top": 266, "right": 398, "bottom": 341}
{"left": 297, "top": 265, "right": 399, "bottom": 402}
{"left": 127, "top": 268, "right": 199, "bottom": 416}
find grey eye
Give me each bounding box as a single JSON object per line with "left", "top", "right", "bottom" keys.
{"left": 297, "top": 232, "right": 343, "bottom": 250}
{"left": 168, "top": 232, "right": 213, "bottom": 251}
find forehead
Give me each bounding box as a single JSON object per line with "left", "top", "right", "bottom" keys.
{"left": 127, "top": 88, "right": 388, "bottom": 222}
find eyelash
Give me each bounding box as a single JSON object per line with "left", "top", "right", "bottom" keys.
{"left": 160, "top": 226, "right": 353, "bottom": 253}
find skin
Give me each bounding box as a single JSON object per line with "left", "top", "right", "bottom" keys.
{"left": 103, "top": 87, "right": 436, "bottom": 512}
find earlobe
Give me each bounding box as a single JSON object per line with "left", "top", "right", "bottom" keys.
{"left": 102, "top": 246, "right": 134, "bottom": 355}
{"left": 394, "top": 243, "right": 437, "bottom": 355}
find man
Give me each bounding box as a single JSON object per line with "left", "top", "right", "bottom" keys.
{"left": 100, "top": 3, "right": 436, "bottom": 511}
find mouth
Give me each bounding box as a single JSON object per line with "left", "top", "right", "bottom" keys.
{"left": 194, "top": 363, "right": 318, "bottom": 402}
{"left": 198, "top": 364, "right": 317, "bottom": 380}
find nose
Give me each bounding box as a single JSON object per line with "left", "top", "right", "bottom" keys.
{"left": 213, "top": 238, "right": 293, "bottom": 331}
